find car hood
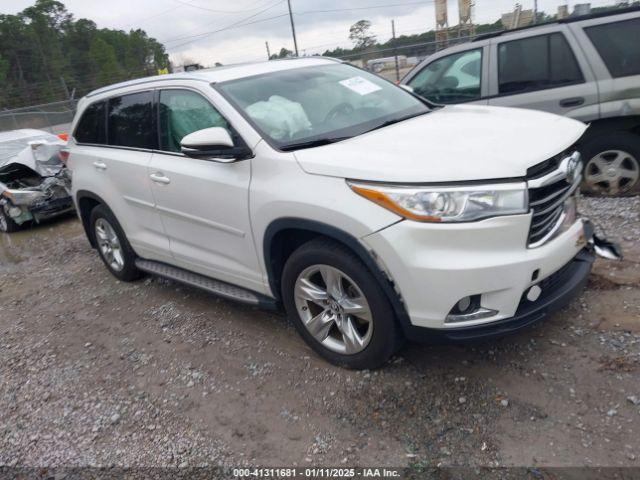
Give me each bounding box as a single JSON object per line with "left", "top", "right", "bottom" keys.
{"left": 294, "top": 105, "right": 588, "bottom": 183}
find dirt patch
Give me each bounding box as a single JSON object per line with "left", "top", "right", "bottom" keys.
{"left": 1, "top": 196, "right": 639, "bottom": 468}
{"left": 599, "top": 355, "right": 639, "bottom": 373}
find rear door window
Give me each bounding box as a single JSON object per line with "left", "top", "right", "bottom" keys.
{"left": 158, "top": 89, "right": 230, "bottom": 153}
{"left": 498, "top": 33, "right": 584, "bottom": 94}
{"left": 585, "top": 18, "right": 640, "bottom": 78}
{"left": 108, "top": 91, "right": 155, "bottom": 149}
{"left": 75, "top": 101, "right": 106, "bottom": 144}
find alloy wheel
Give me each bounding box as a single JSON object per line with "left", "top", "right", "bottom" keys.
{"left": 294, "top": 264, "right": 373, "bottom": 355}
{"left": 584, "top": 149, "right": 640, "bottom": 196}
{"left": 95, "top": 218, "right": 125, "bottom": 271}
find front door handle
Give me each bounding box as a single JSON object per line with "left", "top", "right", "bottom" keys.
{"left": 559, "top": 97, "right": 585, "bottom": 108}
{"left": 93, "top": 161, "right": 107, "bottom": 170}
{"left": 149, "top": 172, "right": 171, "bottom": 185}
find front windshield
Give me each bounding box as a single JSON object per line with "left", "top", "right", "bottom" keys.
{"left": 216, "top": 63, "right": 430, "bottom": 150}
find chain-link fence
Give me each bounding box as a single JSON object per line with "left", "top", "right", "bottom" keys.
{"left": 336, "top": 32, "right": 495, "bottom": 82}
{"left": 0, "top": 99, "right": 77, "bottom": 134}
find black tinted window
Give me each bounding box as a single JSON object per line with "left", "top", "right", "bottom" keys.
{"left": 586, "top": 18, "right": 640, "bottom": 78}
{"left": 75, "top": 101, "right": 106, "bottom": 144}
{"left": 108, "top": 91, "right": 154, "bottom": 149}
{"left": 498, "top": 33, "right": 583, "bottom": 94}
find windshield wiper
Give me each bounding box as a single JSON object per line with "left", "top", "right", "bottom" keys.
{"left": 280, "top": 137, "right": 351, "bottom": 152}
{"left": 363, "top": 111, "right": 430, "bottom": 135}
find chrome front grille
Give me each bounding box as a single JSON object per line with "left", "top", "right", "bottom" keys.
{"left": 527, "top": 151, "right": 582, "bottom": 248}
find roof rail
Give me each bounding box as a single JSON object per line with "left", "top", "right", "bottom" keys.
{"left": 473, "top": 5, "right": 640, "bottom": 42}
{"left": 272, "top": 55, "right": 343, "bottom": 63}
{"left": 85, "top": 75, "right": 211, "bottom": 98}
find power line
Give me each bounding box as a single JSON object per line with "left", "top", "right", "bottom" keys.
{"left": 166, "top": 10, "right": 291, "bottom": 50}
{"left": 295, "top": 1, "right": 435, "bottom": 15}
{"left": 162, "top": 0, "right": 286, "bottom": 44}
{"left": 121, "top": 5, "right": 183, "bottom": 28}
{"left": 169, "top": 0, "right": 275, "bottom": 14}
{"left": 168, "top": 13, "right": 289, "bottom": 51}
{"left": 163, "top": 0, "right": 437, "bottom": 51}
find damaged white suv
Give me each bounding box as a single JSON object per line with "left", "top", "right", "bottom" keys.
{"left": 0, "top": 129, "right": 73, "bottom": 232}
{"left": 69, "top": 58, "right": 611, "bottom": 369}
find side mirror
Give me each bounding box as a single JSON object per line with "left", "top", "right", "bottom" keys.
{"left": 399, "top": 84, "right": 414, "bottom": 93}
{"left": 181, "top": 127, "right": 251, "bottom": 162}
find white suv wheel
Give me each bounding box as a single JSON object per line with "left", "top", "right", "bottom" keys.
{"left": 294, "top": 264, "right": 374, "bottom": 355}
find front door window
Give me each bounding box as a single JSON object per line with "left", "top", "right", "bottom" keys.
{"left": 408, "top": 48, "right": 483, "bottom": 104}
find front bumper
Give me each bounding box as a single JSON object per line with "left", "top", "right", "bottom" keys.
{"left": 362, "top": 213, "right": 592, "bottom": 334}
{"left": 1, "top": 194, "right": 74, "bottom": 225}
{"left": 30, "top": 196, "right": 75, "bottom": 221}
{"left": 402, "top": 247, "right": 594, "bottom": 342}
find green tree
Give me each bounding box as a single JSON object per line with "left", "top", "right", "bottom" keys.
{"left": 0, "top": 0, "right": 171, "bottom": 109}
{"left": 21, "top": 0, "right": 72, "bottom": 102}
{"left": 349, "top": 20, "right": 376, "bottom": 49}
{"left": 0, "top": 55, "right": 8, "bottom": 82}
{"left": 88, "top": 37, "right": 123, "bottom": 88}
{"left": 270, "top": 47, "right": 293, "bottom": 60}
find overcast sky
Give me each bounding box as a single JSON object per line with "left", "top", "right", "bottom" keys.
{"left": 0, "top": 0, "right": 619, "bottom": 65}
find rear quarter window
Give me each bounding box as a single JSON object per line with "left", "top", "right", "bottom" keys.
{"left": 74, "top": 101, "right": 106, "bottom": 145}
{"left": 585, "top": 18, "right": 640, "bottom": 78}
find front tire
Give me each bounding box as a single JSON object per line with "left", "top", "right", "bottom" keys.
{"left": 281, "top": 238, "right": 401, "bottom": 369}
{"left": 90, "top": 205, "right": 142, "bottom": 281}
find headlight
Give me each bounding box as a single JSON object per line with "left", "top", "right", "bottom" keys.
{"left": 1, "top": 188, "right": 46, "bottom": 206}
{"left": 348, "top": 181, "right": 528, "bottom": 223}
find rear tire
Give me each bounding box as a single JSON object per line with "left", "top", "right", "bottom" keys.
{"left": 0, "top": 207, "right": 21, "bottom": 233}
{"left": 281, "top": 238, "right": 402, "bottom": 369}
{"left": 581, "top": 134, "right": 640, "bottom": 196}
{"left": 90, "top": 204, "right": 142, "bottom": 281}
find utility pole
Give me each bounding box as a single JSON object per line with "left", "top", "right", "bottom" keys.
{"left": 265, "top": 41, "right": 271, "bottom": 60}
{"left": 287, "top": 0, "right": 299, "bottom": 57}
{"left": 533, "top": 0, "right": 538, "bottom": 23}
{"left": 391, "top": 20, "right": 400, "bottom": 83}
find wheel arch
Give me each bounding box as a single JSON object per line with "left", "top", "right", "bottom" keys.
{"left": 263, "top": 218, "right": 412, "bottom": 331}
{"left": 76, "top": 190, "right": 108, "bottom": 248}
{"left": 581, "top": 115, "right": 640, "bottom": 144}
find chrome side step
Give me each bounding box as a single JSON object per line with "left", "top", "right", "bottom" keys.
{"left": 135, "top": 259, "right": 278, "bottom": 310}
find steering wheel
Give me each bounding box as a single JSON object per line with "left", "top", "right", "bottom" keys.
{"left": 324, "top": 102, "right": 355, "bottom": 123}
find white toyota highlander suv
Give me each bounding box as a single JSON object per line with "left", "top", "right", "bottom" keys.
{"left": 68, "top": 57, "right": 600, "bottom": 369}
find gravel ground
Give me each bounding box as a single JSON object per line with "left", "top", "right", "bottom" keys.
{"left": 0, "top": 196, "right": 638, "bottom": 469}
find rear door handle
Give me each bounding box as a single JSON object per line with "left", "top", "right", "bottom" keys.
{"left": 93, "top": 161, "right": 107, "bottom": 170}
{"left": 149, "top": 172, "right": 171, "bottom": 185}
{"left": 559, "top": 97, "right": 585, "bottom": 108}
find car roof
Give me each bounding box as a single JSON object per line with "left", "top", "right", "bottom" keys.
{"left": 86, "top": 57, "right": 342, "bottom": 99}
{"left": 473, "top": 4, "right": 640, "bottom": 42}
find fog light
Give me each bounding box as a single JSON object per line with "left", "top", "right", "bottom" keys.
{"left": 457, "top": 296, "right": 472, "bottom": 312}
{"left": 8, "top": 206, "right": 22, "bottom": 218}
{"left": 526, "top": 285, "right": 542, "bottom": 302}
{"left": 446, "top": 294, "right": 498, "bottom": 324}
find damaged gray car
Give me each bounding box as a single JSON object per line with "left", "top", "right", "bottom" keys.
{"left": 0, "top": 129, "right": 73, "bottom": 233}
